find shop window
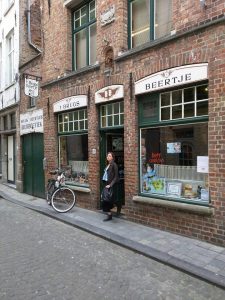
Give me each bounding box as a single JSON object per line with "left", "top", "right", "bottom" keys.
{"left": 100, "top": 101, "right": 124, "bottom": 128}
{"left": 140, "top": 123, "right": 208, "bottom": 203}
{"left": 129, "top": 0, "right": 172, "bottom": 48}
{"left": 59, "top": 134, "right": 89, "bottom": 187}
{"left": 58, "top": 108, "right": 89, "bottom": 187}
{"left": 72, "top": 0, "right": 96, "bottom": 70}
{"left": 139, "top": 84, "right": 209, "bottom": 204}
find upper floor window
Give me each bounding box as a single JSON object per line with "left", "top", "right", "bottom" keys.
{"left": 129, "top": 0, "right": 172, "bottom": 48}
{"left": 6, "top": 31, "right": 14, "bottom": 85}
{"left": 72, "top": 0, "right": 96, "bottom": 70}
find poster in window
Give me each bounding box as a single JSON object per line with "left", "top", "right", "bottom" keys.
{"left": 112, "top": 136, "right": 123, "bottom": 151}
{"left": 142, "top": 177, "right": 166, "bottom": 195}
{"left": 167, "top": 142, "right": 181, "bottom": 153}
{"left": 167, "top": 182, "right": 182, "bottom": 197}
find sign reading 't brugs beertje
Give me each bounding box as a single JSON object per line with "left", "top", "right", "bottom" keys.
{"left": 135, "top": 63, "right": 208, "bottom": 95}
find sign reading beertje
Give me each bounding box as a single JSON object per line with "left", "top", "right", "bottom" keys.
{"left": 135, "top": 63, "right": 208, "bottom": 95}
{"left": 53, "top": 95, "right": 87, "bottom": 113}
{"left": 20, "top": 109, "right": 43, "bottom": 135}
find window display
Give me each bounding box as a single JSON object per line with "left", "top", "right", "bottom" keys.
{"left": 59, "top": 135, "right": 89, "bottom": 187}
{"left": 140, "top": 123, "right": 209, "bottom": 203}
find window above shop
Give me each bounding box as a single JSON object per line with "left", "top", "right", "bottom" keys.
{"left": 160, "top": 85, "right": 208, "bottom": 121}
{"left": 139, "top": 84, "right": 208, "bottom": 126}
{"left": 129, "top": 0, "right": 172, "bottom": 48}
{"left": 58, "top": 109, "right": 88, "bottom": 133}
{"left": 100, "top": 101, "right": 124, "bottom": 129}
{"left": 72, "top": 0, "right": 96, "bottom": 70}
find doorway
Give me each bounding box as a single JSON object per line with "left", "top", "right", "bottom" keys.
{"left": 22, "top": 133, "right": 45, "bottom": 198}
{"left": 7, "top": 135, "right": 15, "bottom": 183}
{"left": 100, "top": 130, "right": 125, "bottom": 212}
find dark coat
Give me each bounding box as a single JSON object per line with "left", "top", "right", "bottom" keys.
{"left": 102, "top": 160, "right": 119, "bottom": 212}
{"left": 106, "top": 160, "right": 119, "bottom": 187}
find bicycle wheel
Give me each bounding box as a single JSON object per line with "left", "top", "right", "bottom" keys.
{"left": 51, "top": 187, "right": 76, "bottom": 213}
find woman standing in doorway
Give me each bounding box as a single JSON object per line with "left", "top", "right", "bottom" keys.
{"left": 102, "top": 152, "right": 119, "bottom": 221}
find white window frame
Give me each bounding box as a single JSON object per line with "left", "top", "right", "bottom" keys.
{"left": 6, "top": 30, "right": 14, "bottom": 86}
{"left": 160, "top": 84, "right": 208, "bottom": 121}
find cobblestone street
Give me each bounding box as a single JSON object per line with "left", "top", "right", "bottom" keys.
{"left": 1, "top": 199, "right": 225, "bottom": 300}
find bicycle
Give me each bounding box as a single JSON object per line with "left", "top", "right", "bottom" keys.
{"left": 46, "top": 169, "right": 76, "bottom": 213}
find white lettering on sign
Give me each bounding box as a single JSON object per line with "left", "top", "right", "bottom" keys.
{"left": 25, "top": 78, "right": 39, "bottom": 97}
{"left": 20, "top": 109, "right": 43, "bottom": 135}
{"left": 135, "top": 63, "right": 208, "bottom": 95}
{"left": 53, "top": 95, "right": 87, "bottom": 113}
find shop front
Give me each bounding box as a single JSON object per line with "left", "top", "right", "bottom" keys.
{"left": 95, "top": 85, "right": 125, "bottom": 212}
{"left": 54, "top": 95, "right": 90, "bottom": 191}
{"left": 135, "top": 63, "right": 209, "bottom": 206}
{"left": 20, "top": 109, "right": 45, "bottom": 197}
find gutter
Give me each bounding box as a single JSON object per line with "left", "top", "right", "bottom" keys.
{"left": 27, "top": 0, "right": 42, "bottom": 53}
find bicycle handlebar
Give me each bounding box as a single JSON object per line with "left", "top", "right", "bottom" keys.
{"left": 49, "top": 169, "right": 64, "bottom": 176}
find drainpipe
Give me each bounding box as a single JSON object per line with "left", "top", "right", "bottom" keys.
{"left": 27, "top": 0, "right": 42, "bottom": 53}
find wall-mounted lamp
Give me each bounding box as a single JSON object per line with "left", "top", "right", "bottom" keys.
{"left": 200, "top": 0, "right": 207, "bottom": 8}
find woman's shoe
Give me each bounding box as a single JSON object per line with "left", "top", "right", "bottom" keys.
{"left": 103, "top": 214, "right": 112, "bottom": 222}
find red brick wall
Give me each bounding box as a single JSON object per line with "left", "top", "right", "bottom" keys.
{"left": 18, "top": 0, "right": 225, "bottom": 245}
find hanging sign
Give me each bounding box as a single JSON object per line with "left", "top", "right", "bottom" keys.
{"left": 20, "top": 109, "right": 43, "bottom": 135}
{"left": 25, "top": 78, "right": 39, "bottom": 97}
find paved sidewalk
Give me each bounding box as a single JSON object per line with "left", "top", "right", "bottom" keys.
{"left": 1, "top": 183, "right": 225, "bottom": 290}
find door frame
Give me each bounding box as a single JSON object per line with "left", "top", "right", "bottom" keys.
{"left": 7, "top": 135, "right": 15, "bottom": 183}
{"left": 100, "top": 129, "right": 125, "bottom": 208}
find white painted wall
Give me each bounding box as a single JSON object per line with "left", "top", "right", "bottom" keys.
{"left": 0, "top": 0, "right": 20, "bottom": 109}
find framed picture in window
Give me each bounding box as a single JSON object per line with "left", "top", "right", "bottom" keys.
{"left": 149, "top": 177, "right": 166, "bottom": 195}
{"left": 167, "top": 182, "right": 182, "bottom": 197}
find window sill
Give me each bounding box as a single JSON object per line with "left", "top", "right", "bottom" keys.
{"left": 65, "top": 184, "right": 90, "bottom": 193}
{"left": 41, "top": 63, "right": 100, "bottom": 88}
{"left": 116, "top": 16, "right": 225, "bottom": 63}
{"left": 133, "top": 195, "right": 214, "bottom": 216}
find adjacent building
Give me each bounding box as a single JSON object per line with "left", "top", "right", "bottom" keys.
{"left": 17, "top": 0, "right": 225, "bottom": 245}
{"left": 0, "top": 0, "right": 20, "bottom": 183}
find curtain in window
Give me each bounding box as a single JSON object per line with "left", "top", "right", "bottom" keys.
{"left": 131, "top": 0, "right": 150, "bottom": 47}
{"left": 89, "top": 23, "right": 97, "bottom": 65}
{"left": 75, "top": 29, "right": 87, "bottom": 69}
{"left": 155, "top": 0, "right": 172, "bottom": 39}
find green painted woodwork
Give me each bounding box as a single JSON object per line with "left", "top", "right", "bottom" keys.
{"left": 22, "top": 133, "right": 45, "bottom": 198}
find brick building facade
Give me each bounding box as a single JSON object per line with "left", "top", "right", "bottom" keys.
{"left": 18, "top": 0, "right": 225, "bottom": 245}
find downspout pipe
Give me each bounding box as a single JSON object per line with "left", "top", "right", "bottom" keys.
{"left": 27, "top": 0, "right": 42, "bottom": 53}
